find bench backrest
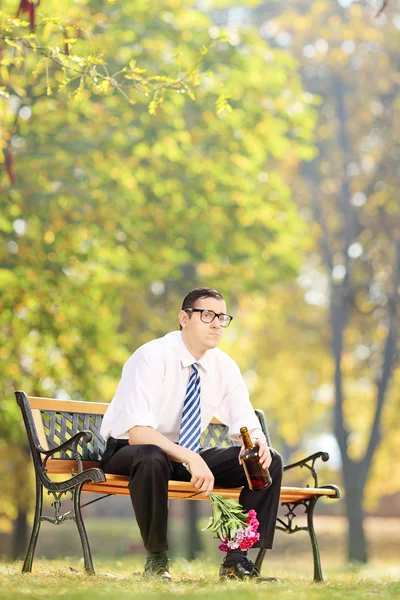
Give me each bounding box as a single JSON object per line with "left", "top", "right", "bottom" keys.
{"left": 16, "top": 391, "right": 271, "bottom": 464}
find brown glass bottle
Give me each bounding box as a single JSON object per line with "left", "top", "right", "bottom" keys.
{"left": 240, "top": 427, "right": 272, "bottom": 491}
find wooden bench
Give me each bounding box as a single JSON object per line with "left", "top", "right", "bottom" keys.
{"left": 16, "top": 391, "right": 340, "bottom": 581}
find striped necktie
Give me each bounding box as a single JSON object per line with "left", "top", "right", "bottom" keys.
{"left": 179, "top": 363, "right": 201, "bottom": 453}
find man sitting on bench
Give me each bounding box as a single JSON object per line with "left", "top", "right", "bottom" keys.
{"left": 100, "top": 287, "right": 283, "bottom": 581}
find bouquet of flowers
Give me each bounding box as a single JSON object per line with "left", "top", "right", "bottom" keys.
{"left": 204, "top": 493, "right": 260, "bottom": 551}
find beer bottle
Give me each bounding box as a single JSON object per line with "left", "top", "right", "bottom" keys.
{"left": 240, "top": 426, "right": 272, "bottom": 491}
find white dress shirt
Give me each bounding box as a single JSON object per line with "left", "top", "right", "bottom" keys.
{"left": 100, "top": 331, "right": 266, "bottom": 445}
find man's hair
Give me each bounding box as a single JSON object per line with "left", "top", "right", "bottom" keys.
{"left": 182, "top": 287, "right": 224, "bottom": 310}
{"left": 180, "top": 287, "right": 224, "bottom": 329}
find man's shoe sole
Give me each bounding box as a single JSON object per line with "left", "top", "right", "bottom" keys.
{"left": 219, "top": 565, "right": 258, "bottom": 579}
{"left": 219, "top": 566, "right": 280, "bottom": 583}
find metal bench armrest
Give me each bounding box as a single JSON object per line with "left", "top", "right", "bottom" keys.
{"left": 39, "top": 430, "right": 92, "bottom": 474}
{"left": 283, "top": 451, "right": 330, "bottom": 488}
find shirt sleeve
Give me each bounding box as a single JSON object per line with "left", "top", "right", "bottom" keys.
{"left": 213, "top": 361, "right": 267, "bottom": 444}
{"left": 103, "top": 349, "right": 162, "bottom": 438}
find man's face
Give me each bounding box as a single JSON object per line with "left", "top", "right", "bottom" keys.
{"left": 179, "top": 296, "right": 228, "bottom": 351}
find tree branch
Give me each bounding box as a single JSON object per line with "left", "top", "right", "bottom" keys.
{"left": 376, "top": 0, "right": 389, "bottom": 18}
{"left": 0, "top": 30, "right": 220, "bottom": 104}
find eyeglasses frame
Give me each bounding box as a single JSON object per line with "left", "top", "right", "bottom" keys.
{"left": 184, "top": 307, "right": 233, "bottom": 327}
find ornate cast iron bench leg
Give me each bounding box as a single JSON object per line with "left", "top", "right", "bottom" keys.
{"left": 22, "top": 475, "right": 43, "bottom": 574}
{"left": 276, "top": 498, "right": 324, "bottom": 583}
{"left": 73, "top": 483, "right": 95, "bottom": 575}
{"left": 306, "top": 497, "right": 323, "bottom": 583}
{"left": 23, "top": 479, "right": 96, "bottom": 575}
{"left": 255, "top": 548, "right": 267, "bottom": 573}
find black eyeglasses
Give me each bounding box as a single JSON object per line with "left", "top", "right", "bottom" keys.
{"left": 184, "top": 308, "right": 233, "bottom": 327}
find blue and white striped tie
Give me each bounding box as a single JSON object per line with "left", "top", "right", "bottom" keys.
{"left": 179, "top": 363, "right": 201, "bottom": 453}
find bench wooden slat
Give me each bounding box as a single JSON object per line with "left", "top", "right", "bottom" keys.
{"left": 80, "top": 477, "right": 337, "bottom": 502}
{"left": 27, "top": 397, "right": 223, "bottom": 424}
{"left": 32, "top": 409, "right": 49, "bottom": 450}
{"left": 28, "top": 397, "right": 109, "bottom": 414}
{"left": 44, "top": 464, "right": 339, "bottom": 502}
{"left": 45, "top": 460, "right": 100, "bottom": 473}
{"left": 43, "top": 459, "right": 338, "bottom": 502}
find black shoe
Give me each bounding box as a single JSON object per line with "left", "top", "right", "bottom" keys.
{"left": 219, "top": 557, "right": 260, "bottom": 579}
{"left": 219, "top": 557, "right": 280, "bottom": 583}
{"left": 143, "top": 554, "right": 172, "bottom": 581}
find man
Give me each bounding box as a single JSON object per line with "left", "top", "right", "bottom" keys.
{"left": 100, "top": 287, "right": 283, "bottom": 581}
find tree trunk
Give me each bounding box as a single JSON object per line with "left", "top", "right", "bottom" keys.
{"left": 11, "top": 443, "right": 32, "bottom": 560}
{"left": 187, "top": 501, "right": 203, "bottom": 560}
{"left": 12, "top": 507, "right": 28, "bottom": 560}
{"left": 342, "top": 461, "right": 368, "bottom": 564}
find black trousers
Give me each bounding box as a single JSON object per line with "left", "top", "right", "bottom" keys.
{"left": 101, "top": 439, "right": 283, "bottom": 554}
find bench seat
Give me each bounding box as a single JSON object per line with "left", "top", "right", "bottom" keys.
{"left": 45, "top": 459, "right": 339, "bottom": 501}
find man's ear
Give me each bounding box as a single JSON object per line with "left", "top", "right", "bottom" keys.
{"left": 178, "top": 309, "right": 188, "bottom": 329}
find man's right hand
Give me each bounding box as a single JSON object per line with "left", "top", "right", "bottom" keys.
{"left": 187, "top": 453, "right": 214, "bottom": 496}
{"left": 128, "top": 427, "right": 214, "bottom": 494}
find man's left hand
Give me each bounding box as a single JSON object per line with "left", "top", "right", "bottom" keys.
{"left": 255, "top": 440, "right": 272, "bottom": 469}
{"left": 238, "top": 440, "right": 272, "bottom": 470}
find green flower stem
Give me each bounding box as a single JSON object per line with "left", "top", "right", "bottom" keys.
{"left": 203, "top": 493, "right": 248, "bottom": 541}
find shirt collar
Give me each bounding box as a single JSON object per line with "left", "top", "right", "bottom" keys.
{"left": 178, "top": 333, "right": 209, "bottom": 372}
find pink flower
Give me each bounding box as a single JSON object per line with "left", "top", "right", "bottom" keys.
{"left": 218, "top": 537, "right": 230, "bottom": 552}
{"left": 245, "top": 525, "right": 256, "bottom": 537}
{"left": 218, "top": 542, "right": 230, "bottom": 552}
{"left": 239, "top": 538, "right": 253, "bottom": 550}
{"left": 247, "top": 513, "right": 259, "bottom": 528}
{"left": 216, "top": 507, "right": 260, "bottom": 553}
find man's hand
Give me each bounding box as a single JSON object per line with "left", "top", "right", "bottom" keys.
{"left": 238, "top": 440, "right": 272, "bottom": 470}
{"left": 187, "top": 453, "right": 214, "bottom": 496}
{"left": 255, "top": 440, "right": 272, "bottom": 469}
{"left": 128, "top": 427, "right": 214, "bottom": 493}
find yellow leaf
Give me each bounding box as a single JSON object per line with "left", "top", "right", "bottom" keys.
{"left": 44, "top": 231, "right": 55, "bottom": 244}
{"left": 0, "top": 65, "right": 9, "bottom": 83}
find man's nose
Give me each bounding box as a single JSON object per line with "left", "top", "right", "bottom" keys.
{"left": 211, "top": 317, "right": 221, "bottom": 328}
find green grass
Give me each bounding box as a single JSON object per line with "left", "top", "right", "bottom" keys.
{"left": 1, "top": 516, "right": 399, "bottom": 598}
{"left": 1, "top": 558, "right": 399, "bottom": 600}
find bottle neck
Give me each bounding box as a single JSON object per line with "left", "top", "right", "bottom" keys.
{"left": 240, "top": 427, "right": 253, "bottom": 450}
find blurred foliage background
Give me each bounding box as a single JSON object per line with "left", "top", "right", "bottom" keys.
{"left": 0, "top": 0, "right": 399, "bottom": 569}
